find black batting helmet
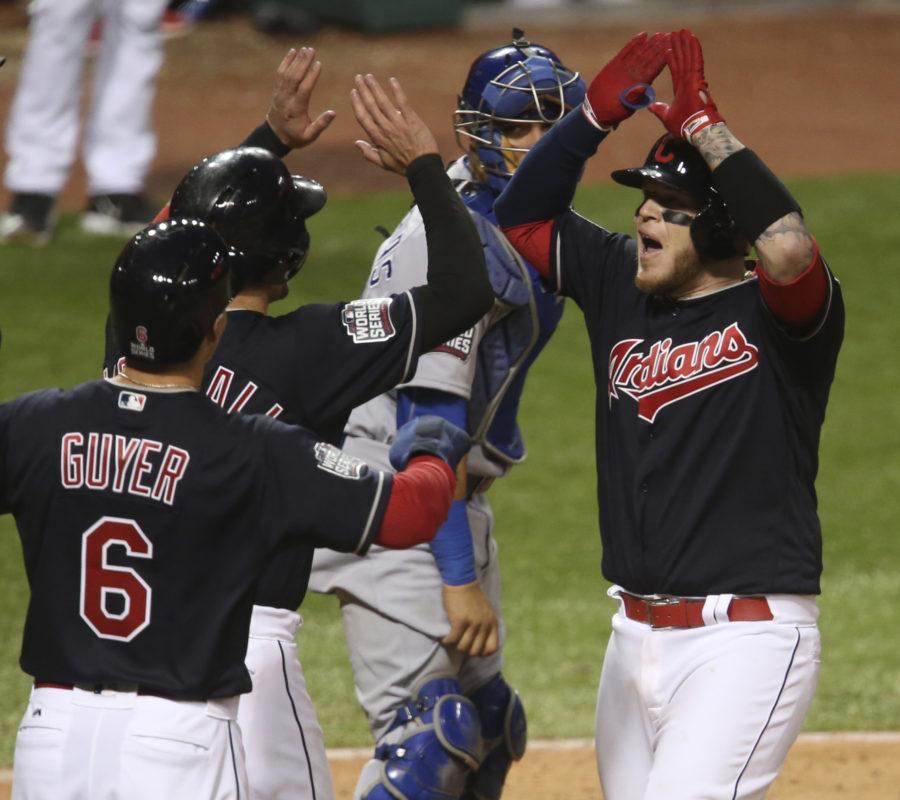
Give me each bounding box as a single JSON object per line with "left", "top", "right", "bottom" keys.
{"left": 612, "top": 134, "right": 742, "bottom": 260}
{"left": 110, "top": 219, "right": 232, "bottom": 366}
{"left": 170, "top": 147, "right": 327, "bottom": 292}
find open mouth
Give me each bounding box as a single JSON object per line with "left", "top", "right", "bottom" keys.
{"left": 640, "top": 234, "right": 663, "bottom": 254}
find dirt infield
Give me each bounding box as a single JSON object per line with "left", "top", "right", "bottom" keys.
{"left": 326, "top": 735, "right": 900, "bottom": 800}
{"left": 0, "top": 3, "right": 898, "bottom": 797}
{"left": 1, "top": 734, "right": 899, "bottom": 799}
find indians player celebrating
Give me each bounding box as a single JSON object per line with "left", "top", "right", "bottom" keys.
{"left": 495, "top": 30, "right": 844, "bottom": 799}
{"left": 310, "top": 33, "right": 584, "bottom": 800}
{"left": 1, "top": 219, "right": 472, "bottom": 800}
{"left": 106, "top": 51, "right": 493, "bottom": 800}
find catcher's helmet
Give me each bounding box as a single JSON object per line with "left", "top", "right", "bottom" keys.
{"left": 454, "top": 30, "right": 585, "bottom": 193}
{"left": 110, "top": 218, "right": 232, "bottom": 366}
{"left": 170, "top": 147, "right": 327, "bottom": 292}
{"left": 611, "top": 135, "right": 742, "bottom": 260}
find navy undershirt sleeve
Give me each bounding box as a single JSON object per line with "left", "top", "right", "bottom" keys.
{"left": 495, "top": 107, "right": 608, "bottom": 227}
{"left": 397, "top": 388, "right": 476, "bottom": 586}
{"left": 240, "top": 121, "right": 291, "bottom": 159}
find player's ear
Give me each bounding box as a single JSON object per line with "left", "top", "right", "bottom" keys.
{"left": 211, "top": 312, "right": 228, "bottom": 344}
{"left": 195, "top": 312, "right": 228, "bottom": 368}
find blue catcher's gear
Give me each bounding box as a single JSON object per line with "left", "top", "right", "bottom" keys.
{"left": 454, "top": 29, "right": 585, "bottom": 194}
{"left": 389, "top": 415, "right": 471, "bottom": 473}
{"left": 458, "top": 187, "right": 565, "bottom": 466}
{"left": 463, "top": 674, "right": 527, "bottom": 800}
{"left": 361, "top": 675, "right": 483, "bottom": 800}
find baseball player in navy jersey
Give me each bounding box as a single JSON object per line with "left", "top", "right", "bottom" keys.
{"left": 1, "top": 219, "right": 473, "bottom": 800}
{"left": 308, "top": 33, "right": 584, "bottom": 800}
{"left": 495, "top": 29, "right": 844, "bottom": 800}
{"left": 105, "top": 51, "right": 492, "bottom": 800}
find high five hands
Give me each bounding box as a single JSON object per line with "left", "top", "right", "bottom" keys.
{"left": 265, "top": 48, "right": 439, "bottom": 175}
{"left": 585, "top": 29, "right": 725, "bottom": 143}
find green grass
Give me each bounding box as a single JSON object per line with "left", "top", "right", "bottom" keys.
{"left": 1, "top": 173, "right": 899, "bottom": 761}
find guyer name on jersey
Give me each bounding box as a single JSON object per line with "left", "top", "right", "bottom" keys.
{"left": 61, "top": 432, "right": 190, "bottom": 506}
{"left": 608, "top": 322, "right": 759, "bottom": 423}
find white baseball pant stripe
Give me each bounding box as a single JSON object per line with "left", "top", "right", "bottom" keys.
{"left": 595, "top": 591, "right": 820, "bottom": 800}
{"left": 239, "top": 604, "right": 336, "bottom": 800}
{"left": 12, "top": 686, "right": 245, "bottom": 800}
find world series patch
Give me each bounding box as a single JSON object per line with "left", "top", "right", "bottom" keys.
{"left": 342, "top": 298, "right": 396, "bottom": 344}
{"left": 314, "top": 443, "right": 368, "bottom": 480}
{"left": 434, "top": 327, "right": 475, "bottom": 361}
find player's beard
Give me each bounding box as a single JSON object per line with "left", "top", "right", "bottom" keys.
{"left": 634, "top": 245, "right": 702, "bottom": 298}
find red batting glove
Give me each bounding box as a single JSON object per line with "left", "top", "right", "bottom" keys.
{"left": 649, "top": 29, "right": 725, "bottom": 142}
{"left": 582, "top": 32, "right": 669, "bottom": 130}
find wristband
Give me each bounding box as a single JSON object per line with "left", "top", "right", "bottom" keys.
{"left": 580, "top": 99, "right": 613, "bottom": 132}
{"left": 241, "top": 121, "right": 291, "bottom": 158}
{"left": 711, "top": 148, "right": 801, "bottom": 243}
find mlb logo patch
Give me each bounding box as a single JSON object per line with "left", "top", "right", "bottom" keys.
{"left": 342, "top": 298, "right": 396, "bottom": 344}
{"left": 314, "top": 443, "right": 368, "bottom": 480}
{"left": 118, "top": 391, "right": 147, "bottom": 412}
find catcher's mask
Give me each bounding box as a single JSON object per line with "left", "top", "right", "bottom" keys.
{"left": 109, "top": 219, "right": 233, "bottom": 366}
{"left": 170, "top": 147, "right": 327, "bottom": 293}
{"left": 612, "top": 134, "right": 743, "bottom": 261}
{"left": 454, "top": 29, "right": 585, "bottom": 194}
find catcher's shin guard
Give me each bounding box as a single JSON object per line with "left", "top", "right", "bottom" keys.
{"left": 360, "top": 675, "right": 483, "bottom": 800}
{"left": 462, "top": 674, "right": 527, "bottom": 800}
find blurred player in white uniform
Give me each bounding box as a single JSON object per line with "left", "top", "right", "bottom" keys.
{"left": 1, "top": 0, "right": 166, "bottom": 245}
{"left": 309, "top": 32, "right": 585, "bottom": 800}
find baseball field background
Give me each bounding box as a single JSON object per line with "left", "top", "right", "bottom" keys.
{"left": 1, "top": 2, "right": 898, "bottom": 797}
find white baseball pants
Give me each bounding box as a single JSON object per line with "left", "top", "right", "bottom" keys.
{"left": 12, "top": 685, "right": 245, "bottom": 800}
{"left": 238, "top": 605, "right": 336, "bottom": 800}
{"left": 595, "top": 591, "right": 820, "bottom": 800}
{"left": 4, "top": 0, "right": 167, "bottom": 196}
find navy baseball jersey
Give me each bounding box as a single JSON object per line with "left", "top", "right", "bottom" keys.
{"left": 0, "top": 380, "right": 390, "bottom": 699}
{"left": 546, "top": 214, "right": 844, "bottom": 596}
{"left": 104, "top": 292, "right": 421, "bottom": 609}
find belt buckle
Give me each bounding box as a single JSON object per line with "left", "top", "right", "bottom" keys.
{"left": 644, "top": 595, "right": 682, "bottom": 630}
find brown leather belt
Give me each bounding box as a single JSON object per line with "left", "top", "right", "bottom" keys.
{"left": 620, "top": 592, "right": 773, "bottom": 630}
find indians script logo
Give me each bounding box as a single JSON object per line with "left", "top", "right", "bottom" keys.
{"left": 608, "top": 322, "right": 758, "bottom": 423}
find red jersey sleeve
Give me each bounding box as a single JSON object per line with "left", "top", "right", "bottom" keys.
{"left": 501, "top": 220, "right": 554, "bottom": 279}
{"left": 375, "top": 455, "right": 456, "bottom": 548}
{"left": 756, "top": 240, "right": 828, "bottom": 328}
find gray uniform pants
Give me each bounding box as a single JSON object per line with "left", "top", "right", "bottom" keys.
{"left": 311, "top": 491, "right": 504, "bottom": 742}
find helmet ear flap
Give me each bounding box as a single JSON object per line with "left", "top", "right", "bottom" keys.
{"left": 690, "top": 196, "right": 743, "bottom": 260}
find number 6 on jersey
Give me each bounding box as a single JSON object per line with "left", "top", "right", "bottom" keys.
{"left": 80, "top": 517, "right": 153, "bottom": 641}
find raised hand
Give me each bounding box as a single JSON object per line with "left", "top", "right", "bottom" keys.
{"left": 583, "top": 31, "right": 669, "bottom": 130}
{"left": 350, "top": 74, "right": 439, "bottom": 175}
{"left": 649, "top": 29, "right": 725, "bottom": 142}
{"left": 266, "top": 47, "right": 336, "bottom": 149}
{"left": 441, "top": 581, "right": 500, "bottom": 657}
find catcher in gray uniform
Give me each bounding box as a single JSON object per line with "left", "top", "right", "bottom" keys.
{"left": 309, "top": 32, "right": 585, "bottom": 800}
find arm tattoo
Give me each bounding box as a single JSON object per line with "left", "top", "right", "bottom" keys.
{"left": 757, "top": 212, "right": 815, "bottom": 256}
{"left": 693, "top": 124, "right": 745, "bottom": 169}
{"left": 756, "top": 212, "right": 815, "bottom": 278}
